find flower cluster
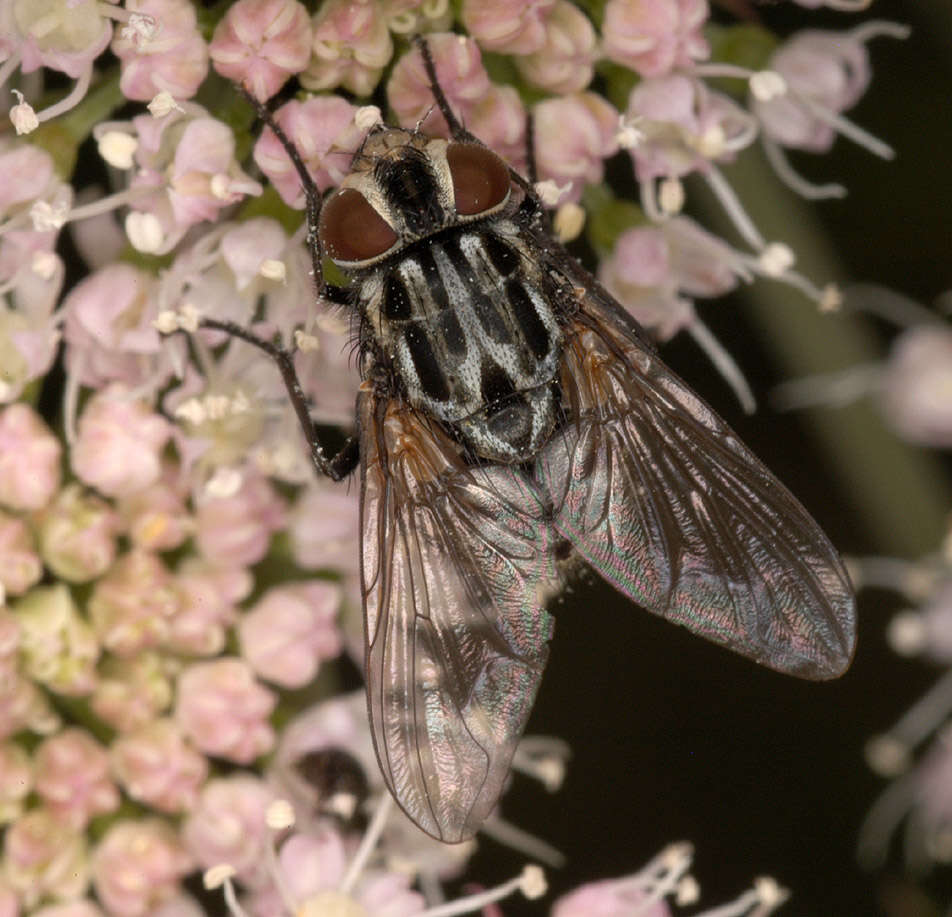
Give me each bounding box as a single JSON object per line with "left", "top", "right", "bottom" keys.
{"left": 0, "top": 0, "right": 912, "bottom": 913}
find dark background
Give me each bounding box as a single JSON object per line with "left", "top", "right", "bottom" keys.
{"left": 467, "top": 1, "right": 952, "bottom": 914}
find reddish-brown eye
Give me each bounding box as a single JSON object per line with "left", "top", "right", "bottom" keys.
{"left": 318, "top": 188, "right": 398, "bottom": 262}
{"left": 446, "top": 143, "right": 511, "bottom": 216}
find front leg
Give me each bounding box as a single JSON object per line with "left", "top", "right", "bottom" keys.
{"left": 199, "top": 318, "right": 359, "bottom": 482}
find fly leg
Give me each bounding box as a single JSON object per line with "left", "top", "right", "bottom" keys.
{"left": 163, "top": 87, "right": 359, "bottom": 482}
{"left": 198, "top": 318, "right": 358, "bottom": 482}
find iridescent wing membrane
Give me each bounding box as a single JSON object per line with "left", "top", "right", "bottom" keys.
{"left": 539, "top": 278, "right": 856, "bottom": 679}
{"left": 358, "top": 387, "right": 562, "bottom": 841}
{"left": 358, "top": 258, "right": 855, "bottom": 841}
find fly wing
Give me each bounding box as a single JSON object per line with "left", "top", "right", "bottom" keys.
{"left": 535, "top": 281, "right": 855, "bottom": 680}
{"left": 358, "top": 385, "right": 560, "bottom": 842}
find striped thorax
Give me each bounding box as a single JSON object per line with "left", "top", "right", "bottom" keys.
{"left": 318, "top": 128, "right": 563, "bottom": 464}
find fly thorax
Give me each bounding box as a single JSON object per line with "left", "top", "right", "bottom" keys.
{"left": 367, "top": 227, "right": 563, "bottom": 463}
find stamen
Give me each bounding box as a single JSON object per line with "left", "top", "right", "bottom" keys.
{"left": 260, "top": 259, "right": 287, "bottom": 283}
{"left": 0, "top": 51, "right": 22, "bottom": 90}
{"left": 748, "top": 71, "right": 787, "bottom": 103}
{"left": 886, "top": 610, "right": 926, "bottom": 657}
{"left": 33, "top": 66, "right": 93, "bottom": 124}
{"left": 797, "top": 94, "right": 895, "bottom": 160}
{"left": 205, "top": 467, "right": 243, "bottom": 498}
{"left": 554, "top": 203, "right": 585, "bottom": 243}
{"left": 770, "top": 363, "right": 881, "bottom": 412}
{"left": 148, "top": 91, "right": 185, "bottom": 117}
{"left": 658, "top": 177, "right": 685, "bottom": 215}
{"left": 848, "top": 20, "right": 911, "bottom": 45}
{"left": 675, "top": 874, "right": 700, "bottom": 905}
{"left": 697, "top": 877, "right": 788, "bottom": 916}
{"left": 416, "top": 865, "right": 547, "bottom": 917}
{"left": 338, "top": 792, "right": 394, "bottom": 895}
{"left": 125, "top": 211, "right": 165, "bottom": 254}
{"left": 204, "top": 865, "right": 252, "bottom": 917}
{"left": 480, "top": 816, "right": 565, "bottom": 868}
{"left": 355, "top": 106, "right": 383, "bottom": 131}
{"left": 872, "top": 668, "right": 952, "bottom": 762}
{"left": 98, "top": 131, "right": 139, "bottom": 169}
{"left": 757, "top": 242, "right": 795, "bottom": 277}
{"left": 534, "top": 179, "right": 570, "bottom": 207}
{"left": 616, "top": 115, "right": 645, "bottom": 150}
{"left": 10, "top": 90, "right": 39, "bottom": 135}
{"left": 266, "top": 799, "right": 296, "bottom": 830}
{"left": 703, "top": 166, "right": 765, "bottom": 251}
{"left": 761, "top": 137, "right": 847, "bottom": 201}
{"left": 857, "top": 769, "right": 918, "bottom": 869}
{"left": 294, "top": 330, "right": 320, "bottom": 352}
{"left": 687, "top": 320, "right": 756, "bottom": 415}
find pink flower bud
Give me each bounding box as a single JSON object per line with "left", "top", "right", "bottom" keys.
{"left": 598, "top": 225, "right": 695, "bottom": 340}
{"left": 181, "top": 775, "right": 276, "bottom": 888}
{"left": 72, "top": 384, "right": 172, "bottom": 498}
{"left": 303, "top": 0, "right": 393, "bottom": 96}
{"left": 117, "top": 471, "right": 191, "bottom": 552}
{"left": 111, "top": 0, "right": 209, "bottom": 101}
{"left": 169, "top": 117, "right": 262, "bottom": 227}
{"left": 3, "top": 808, "right": 89, "bottom": 909}
{"left": 0, "top": 741, "right": 32, "bottom": 824}
{"left": 0, "top": 145, "right": 54, "bottom": 217}
{"left": 388, "top": 33, "right": 490, "bottom": 136}
{"left": 533, "top": 93, "right": 619, "bottom": 202}
{"left": 210, "top": 0, "right": 312, "bottom": 102}
{"left": 269, "top": 691, "right": 378, "bottom": 813}
{"left": 111, "top": 718, "right": 208, "bottom": 813}
{"left": 220, "top": 218, "right": 290, "bottom": 293}
{"left": 0, "top": 403, "right": 61, "bottom": 512}
{"left": 467, "top": 86, "right": 528, "bottom": 171}
{"left": 290, "top": 483, "right": 360, "bottom": 574}
{"left": 175, "top": 658, "right": 276, "bottom": 763}
{"left": 603, "top": 0, "right": 709, "bottom": 77}
{"left": 462, "top": 0, "right": 555, "bottom": 54}
{"left": 12, "top": 0, "right": 112, "bottom": 79}
{"left": 91, "top": 818, "right": 193, "bottom": 917}
{"left": 516, "top": 0, "right": 596, "bottom": 94}
{"left": 90, "top": 651, "right": 174, "bottom": 733}
{"left": 37, "top": 484, "right": 118, "bottom": 583}
{"left": 168, "top": 561, "right": 251, "bottom": 656}
{"left": 755, "top": 29, "right": 872, "bottom": 153}
{"left": 0, "top": 614, "right": 61, "bottom": 738}
{"left": 626, "top": 74, "right": 755, "bottom": 182}
{"left": 253, "top": 96, "right": 366, "bottom": 207}
{"left": 12, "top": 585, "right": 99, "bottom": 696}
{"left": 87, "top": 550, "right": 178, "bottom": 657}
{"left": 62, "top": 263, "right": 162, "bottom": 390}
{"left": 194, "top": 472, "right": 287, "bottom": 568}
{"left": 33, "top": 728, "right": 119, "bottom": 829}
{"left": 239, "top": 581, "right": 342, "bottom": 688}
{"left": 0, "top": 512, "right": 42, "bottom": 597}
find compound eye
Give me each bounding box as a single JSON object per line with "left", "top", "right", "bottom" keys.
{"left": 446, "top": 143, "right": 511, "bottom": 216}
{"left": 319, "top": 188, "right": 398, "bottom": 262}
